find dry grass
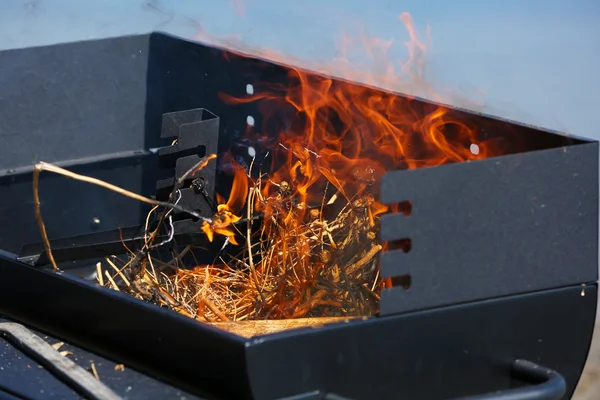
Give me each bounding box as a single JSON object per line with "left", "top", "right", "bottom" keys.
{"left": 98, "top": 171, "right": 384, "bottom": 325}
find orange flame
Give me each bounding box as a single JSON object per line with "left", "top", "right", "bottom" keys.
{"left": 195, "top": 12, "right": 505, "bottom": 320}
{"left": 213, "top": 12, "right": 503, "bottom": 241}
{"left": 202, "top": 159, "right": 249, "bottom": 245}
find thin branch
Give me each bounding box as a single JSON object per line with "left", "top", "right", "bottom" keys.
{"left": 33, "top": 165, "right": 59, "bottom": 270}
{"left": 35, "top": 162, "right": 212, "bottom": 223}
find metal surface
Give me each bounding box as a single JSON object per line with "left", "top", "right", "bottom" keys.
{"left": 379, "top": 141, "right": 599, "bottom": 315}
{"left": 18, "top": 106, "right": 223, "bottom": 266}
{"left": 0, "top": 256, "right": 249, "bottom": 400}
{"left": 0, "top": 32, "right": 598, "bottom": 400}
{"left": 0, "top": 33, "right": 256, "bottom": 254}
{"left": 155, "top": 108, "right": 219, "bottom": 211}
{"left": 0, "top": 317, "right": 202, "bottom": 400}
{"left": 244, "top": 284, "right": 596, "bottom": 400}
{"left": 456, "top": 360, "right": 566, "bottom": 400}
{"left": 0, "top": 322, "right": 121, "bottom": 400}
{"left": 0, "top": 256, "right": 595, "bottom": 400}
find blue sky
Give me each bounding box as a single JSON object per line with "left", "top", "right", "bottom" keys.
{"left": 1, "top": 0, "right": 599, "bottom": 140}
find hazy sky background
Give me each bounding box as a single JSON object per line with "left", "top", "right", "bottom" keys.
{"left": 0, "top": 0, "right": 599, "bottom": 140}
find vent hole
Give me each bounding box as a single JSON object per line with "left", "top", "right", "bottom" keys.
{"left": 386, "top": 238, "right": 411, "bottom": 253}
{"left": 246, "top": 115, "right": 255, "bottom": 126}
{"left": 159, "top": 144, "right": 206, "bottom": 169}
{"left": 393, "top": 201, "right": 411, "bottom": 216}
{"left": 246, "top": 84, "right": 254, "bottom": 95}
{"left": 390, "top": 275, "right": 411, "bottom": 290}
{"left": 470, "top": 143, "right": 480, "bottom": 155}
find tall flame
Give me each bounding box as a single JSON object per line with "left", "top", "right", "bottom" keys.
{"left": 215, "top": 13, "right": 499, "bottom": 222}
{"left": 197, "top": 12, "right": 504, "bottom": 319}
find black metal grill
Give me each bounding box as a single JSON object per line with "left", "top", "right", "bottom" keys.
{"left": 0, "top": 33, "right": 597, "bottom": 400}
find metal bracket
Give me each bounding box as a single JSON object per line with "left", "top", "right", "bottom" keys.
{"left": 18, "top": 108, "right": 221, "bottom": 266}
{"left": 155, "top": 108, "right": 219, "bottom": 228}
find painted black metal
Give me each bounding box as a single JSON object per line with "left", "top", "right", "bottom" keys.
{"left": 0, "top": 31, "right": 592, "bottom": 257}
{"left": 0, "top": 322, "right": 121, "bottom": 400}
{"left": 0, "top": 256, "right": 595, "bottom": 400}
{"left": 18, "top": 215, "right": 259, "bottom": 266}
{"left": 0, "top": 257, "right": 248, "bottom": 400}
{"left": 0, "top": 317, "right": 202, "bottom": 400}
{"left": 0, "top": 33, "right": 260, "bottom": 255}
{"left": 19, "top": 106, "right": 223, "bottom": 266}
{"left": 155, "top": 108, "right": 219, "bottom": 211}
{"left": 0, "top": 389, "right": 23, "bottom": 400}
{"left": 0, "top": 33, "right": 598, "bottom": 400}
{"left": 379, "top": 141, "right": 599, "bottom": 315}
{"left": 456, "top": 360, "right": 566, "bottom": 400}
{"left": 244, "top": 284, "right": 596, "bottom": 400}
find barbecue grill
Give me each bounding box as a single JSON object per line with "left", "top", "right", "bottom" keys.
{"left": 0, "top": 32, "right": 597, "bottom": 400}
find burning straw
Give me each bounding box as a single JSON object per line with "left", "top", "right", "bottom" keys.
{"left": 33, "top": 147, "right": 387, "bottom": 335}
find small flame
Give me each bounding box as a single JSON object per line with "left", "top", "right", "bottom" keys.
{"left": 202, "top": 158, "right": 248, "bottom": 245}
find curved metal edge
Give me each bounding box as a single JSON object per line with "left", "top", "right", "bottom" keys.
{"left": 453, "top": 359, "right": 566, "bottom": 400}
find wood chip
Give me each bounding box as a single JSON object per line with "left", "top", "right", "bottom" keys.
{"left": 90, "top": 362, "right": 100, "bottom": 380}
{"left": 51, "top": 342, "right": 64, "bottom": 350}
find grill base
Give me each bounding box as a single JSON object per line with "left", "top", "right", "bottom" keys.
{"left": 0, "top": 256, "right": 595, "bottom": 400}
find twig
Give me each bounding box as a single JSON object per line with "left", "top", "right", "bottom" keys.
{"left": 104, "top": 270, "right": 120, "bottom": 291}
{"left": 96, "top": 262, "right": 104, "bottom": 286}
{"left": 178, "top": 154, "right": 217, "bottom": 186}
{"left": 346, "top": 244, "right": 383, "bottom": 275}
{"left": 247, "top": 185, "right": 265, "bottom": 301}
{"left": 90, "top": 362, "right": 100, "bottom": 380}
{"left": 34, "top": 162, "right": 211, "bottom": 223}
{"left": 200, "top": 296, "right": 230, "bottom": 322}
{"left": 32, "top": 165, "right": 59, "bottom": 271}
{"left": 105, "top": 257, "right": 130, "bottom": 287}
{"left": 165, "top": 245, "right": 192, "bottom": 268}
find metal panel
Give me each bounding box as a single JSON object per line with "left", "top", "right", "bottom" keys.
{"left": 0, "top": 255, "right": 595, "bottom": 400}
{"left": 379, "top": 142, "right": 599, "bottom": 315}
{"left": 245, "top": 284, "right": 596, "bottom": 400}
{"left": 0, "top": 257, "right": 249, "bottom": 400}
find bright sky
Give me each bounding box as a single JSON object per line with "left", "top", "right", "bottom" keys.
{"left": 0, "top": 0, "right": 599, "bottom": 140}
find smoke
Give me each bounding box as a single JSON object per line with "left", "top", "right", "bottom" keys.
{"left": 189, "top": 7, "right": 492, "bottom": 118}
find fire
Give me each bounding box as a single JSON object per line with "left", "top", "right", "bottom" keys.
{"left": 216, "top": 13, "right": 495, "bottom": 232}
{"left": 202, "top": 158, "right": 248, "bottom": 246}
{"left": 95, "top": 12, "right": 506, "bottom": 333}
{"left": 198, "top": 11, "right": 502, "bottom": 319}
